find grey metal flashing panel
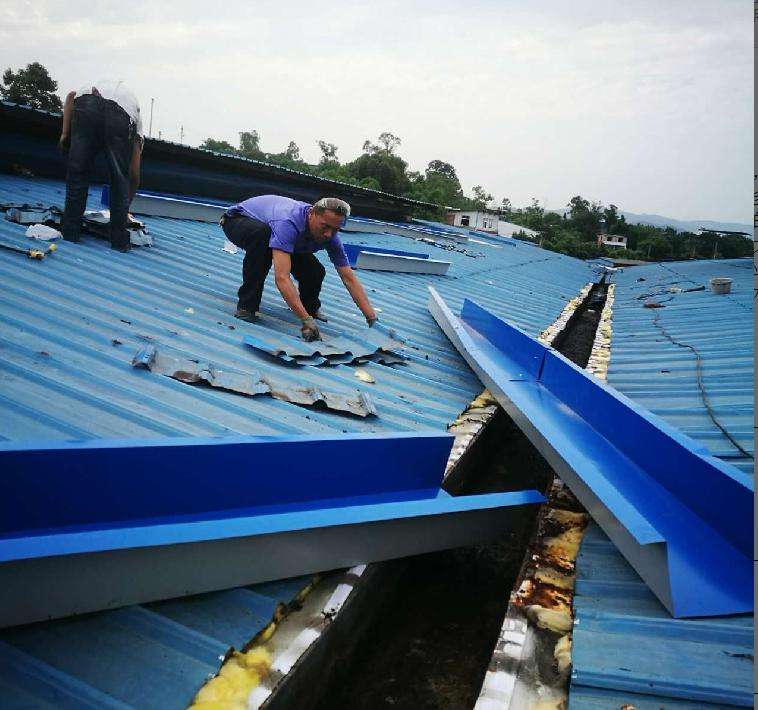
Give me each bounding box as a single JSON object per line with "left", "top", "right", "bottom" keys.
{"left": 0, "top": 433, "right": 543, "bottom": 626}
{"left": 428, "top": 287, "right": 753, "bottom": 618}
{"left": 126, "top": 193, "right": 227, "bottom": 222}
{"left": 355, "top": 251, "right": 451, "bottom": 275}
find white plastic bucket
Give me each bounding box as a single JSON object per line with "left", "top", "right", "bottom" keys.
{"left": 709, "top": 277, "right": 732, "bottom": 295}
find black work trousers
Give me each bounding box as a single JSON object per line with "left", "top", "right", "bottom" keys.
{"left": 62, "top": 94, "right": 135, "bottom": 248}
{"left": 221, "top": 213, "right": 326, "bottom": 315}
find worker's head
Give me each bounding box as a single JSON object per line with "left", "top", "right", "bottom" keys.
{"left": 308, "top": 197, "right": 351, "bottom": 242}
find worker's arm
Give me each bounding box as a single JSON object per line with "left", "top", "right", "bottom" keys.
{"left": 336, "top": 265, "right": 377, "bottom": 324}
{"left": 272, "top": 249, "right": 310, "bottom": 319}
{"left": 128, "top": 139, "right": 142, "bottom": 204}
{"left": 272, "top": 250, "right": 321, "bottom": 340}
{"left": 59, "top": 91, "right": 76, "bottom": 153}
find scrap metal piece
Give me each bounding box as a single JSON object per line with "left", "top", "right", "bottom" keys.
{"left": 242, "top": 325, "right": 406, "bottom": 368}
{"left": 428, "top": 287, "right": 753, "bottom": 618}
{"left": 0, "top": 433, "right": 544, "bottom": 626}
{"left": 132, "top": 344, "right": 376, "bottom": 417}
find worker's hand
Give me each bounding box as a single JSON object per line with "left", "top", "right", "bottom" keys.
{"left": 300, "top": 316, "right": 321, "bottom": 342}
{"left": 58, "top": 134, "right": 70, "bottom": 155}
{"left": 366, "top": 312, "right": 378, "bottom": 327}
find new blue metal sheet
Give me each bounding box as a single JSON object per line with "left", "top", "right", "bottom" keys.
{"left": 0, "top": 431, "right": 543, "bottom": 625}
{"left": 428, "top": 287, "right": 753, "bottom": 617}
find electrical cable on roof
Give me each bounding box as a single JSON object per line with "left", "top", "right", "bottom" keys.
{"left": 651, "top": 310, "right": 753, "bottom": 460}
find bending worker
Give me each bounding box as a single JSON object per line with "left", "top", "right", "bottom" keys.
{"left": 221, "top": 195, "right": 377, "bottom": 342}
{"left": 59, "top": 80, "right": 143, "bottom": 251}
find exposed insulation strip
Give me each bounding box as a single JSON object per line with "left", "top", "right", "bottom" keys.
{"left": 538, "top": 282, "right": 593, "bottom": 344}
{"left": 586, "top": 282, "right": 615, "bottom": 381}
{"left": 188, "top": 567, "right": 367, "bottom": 710}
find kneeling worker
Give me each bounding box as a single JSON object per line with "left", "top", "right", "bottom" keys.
{"left": 221, "top": 196, "right": 377, "bottom": 341}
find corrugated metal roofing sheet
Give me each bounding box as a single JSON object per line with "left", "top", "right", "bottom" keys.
{"left": 570, "top": 257, "right": 754, "bottom": 709}
{"left": 0, "top": 174, "right": 594, "bottom": 709}
{"left": 572, "top": 523, "right": 753, "bottom": 708}
{"left": 0, "top": 175, "right": 593, "bottom": 443}
{"left": 606, "top": 258, "right": 754, "bottom": 474}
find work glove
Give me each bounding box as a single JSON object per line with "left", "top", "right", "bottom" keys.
{"left": 366, "top": 313, "right": 378, "bottom": 327}
{"left": 300, "top": 316, "right": 321, "bottom": 342}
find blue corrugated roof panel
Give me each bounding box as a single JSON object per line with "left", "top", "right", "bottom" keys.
{"left": 570, "top": 257, "right": 754, "bottom": 709}
{"left": 0, "top": 175, "right": 593, "bottom": 443}
{"left": 0, "top": 174, "right": 594, "bottom": 708}
{"left": 607, "top": 259, "right": 754, "bottom": 474}
{"left": 571, "top": 523, "right": 753, "bottom": 708}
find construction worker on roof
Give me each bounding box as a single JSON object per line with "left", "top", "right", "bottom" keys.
{"left": 59, "top": 80, "right": 144, "bottom": 252}
{"left": 221, "top": 195, "right": 377, "bottom": 342}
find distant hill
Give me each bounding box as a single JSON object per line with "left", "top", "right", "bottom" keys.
{"left": 545, "top": 208, "right": 751, "bottom": 235}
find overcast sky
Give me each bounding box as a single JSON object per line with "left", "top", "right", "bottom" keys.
{"left": 1, "top": 1, "right": 752, "bottom": 222}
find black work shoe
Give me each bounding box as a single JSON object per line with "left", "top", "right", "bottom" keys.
{"left": 313, "top": 309, "right": 328, "bottom": 322}
{"left": 234, "top": 308, "right": 257, "bottom": 323}
{"left": 63, "top": 235, "right": 80, "bottom": 243}
{"left": 111, "top": 242, "right": 131, "bottom": 253}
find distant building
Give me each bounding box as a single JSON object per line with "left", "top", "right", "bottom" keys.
{"left": 446, "top": 209, "right": 499, "bottom": 233}
{"left": 598, "top": 233, "right": 628, "bottom": 249}
{"left": 445, "top": 210, "right": 540, "bottom": 240}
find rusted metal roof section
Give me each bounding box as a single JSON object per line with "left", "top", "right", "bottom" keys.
{"left": 428, "top": 287, "right": 753, "bottom": 617}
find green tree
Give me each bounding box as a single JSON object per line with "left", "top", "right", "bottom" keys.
{"left": 238, "top": 130, "right": 264, "bottom": 159}
{"left": 1, "top": 62, "right": 62, "bottom": 111}
{"left": 347, "top": 151, "right": 410, "bottom": 194}
{"left": 284, "top": 141, "right": 300, "bottom": 161}
{"left": 471, "top": 185, "right": 493, "bottom": 210}
{"left": 362, "top": 131, "right": 402, "bottom": 156}
{"left": 200, "top": 137, "right": 237, "bottom": 154}
{"left": 317, "top": 140, "right": 339, "bottom": 163}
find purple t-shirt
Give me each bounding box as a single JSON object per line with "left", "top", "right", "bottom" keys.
{"left": 228, "top": 195, "right": 349, "bottom": 268}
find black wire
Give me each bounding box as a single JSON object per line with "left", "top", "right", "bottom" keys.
{"left": 651, "top": 310, "right": 753, "bottom": 459}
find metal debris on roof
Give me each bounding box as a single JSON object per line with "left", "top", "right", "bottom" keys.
{"left": 242, "top": 317, "right": 407, "bottom": 368}
{"left": 133, "top": 344, "right": 377, "bottom": 417}
{"left": 428, "top": 287, "right": 753, "bottom": 617}
{"left": 2, "top": 203, "right": 61, "bottom": 225}
{"left": 0, "top": 432, "right": 544, "bottom": 627}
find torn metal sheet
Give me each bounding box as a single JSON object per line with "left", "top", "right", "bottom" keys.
{"left": 2, "top": 204, "right": 62, "bottom": 225}
{"left": 241, "top": 319, "right": 407, "bottom": 368}
{"left": 132, "top": 344, "right": 377, "bottom": 417}
{"left": 428, "top": 287, "right": 754, "bottom": 618}
{"left": 0, "top": 433, "right": 544, "bottom": 626}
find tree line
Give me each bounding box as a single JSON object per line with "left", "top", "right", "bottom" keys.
{"left": 503, "top": 196, "right": 752, "bottom": 261}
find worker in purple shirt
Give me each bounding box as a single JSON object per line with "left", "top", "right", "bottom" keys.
{"left": 221, "top": 195, "right": 377, "bottom": 341}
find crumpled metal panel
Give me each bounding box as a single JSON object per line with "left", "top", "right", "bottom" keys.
{"left": 428, "top": 287, "right": 753, "bottom": 617}
{"left": 242, "top": 315, "right": 407, "bottom": 368}
{"left": 132, "top": 344, "right": 377, "bottom": 417}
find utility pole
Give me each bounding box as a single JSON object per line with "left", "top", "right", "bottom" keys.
{"left": 180, "top": 125, "right": 184, "bottom": 144}
{"left": 148, "top": 98, "right": 154, "bottom": 138}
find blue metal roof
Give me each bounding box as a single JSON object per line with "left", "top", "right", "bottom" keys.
{"left": 607, "top": 259, "right": 754, "bottom": 474}
{"left": 0, "top": 173, "right": 594, "bottom": 708}
{"left": 570, "top": 258, "right": 754, "bottom": 708}
{"left": 571, "top": 523, "right": 753, "bottom": 708}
